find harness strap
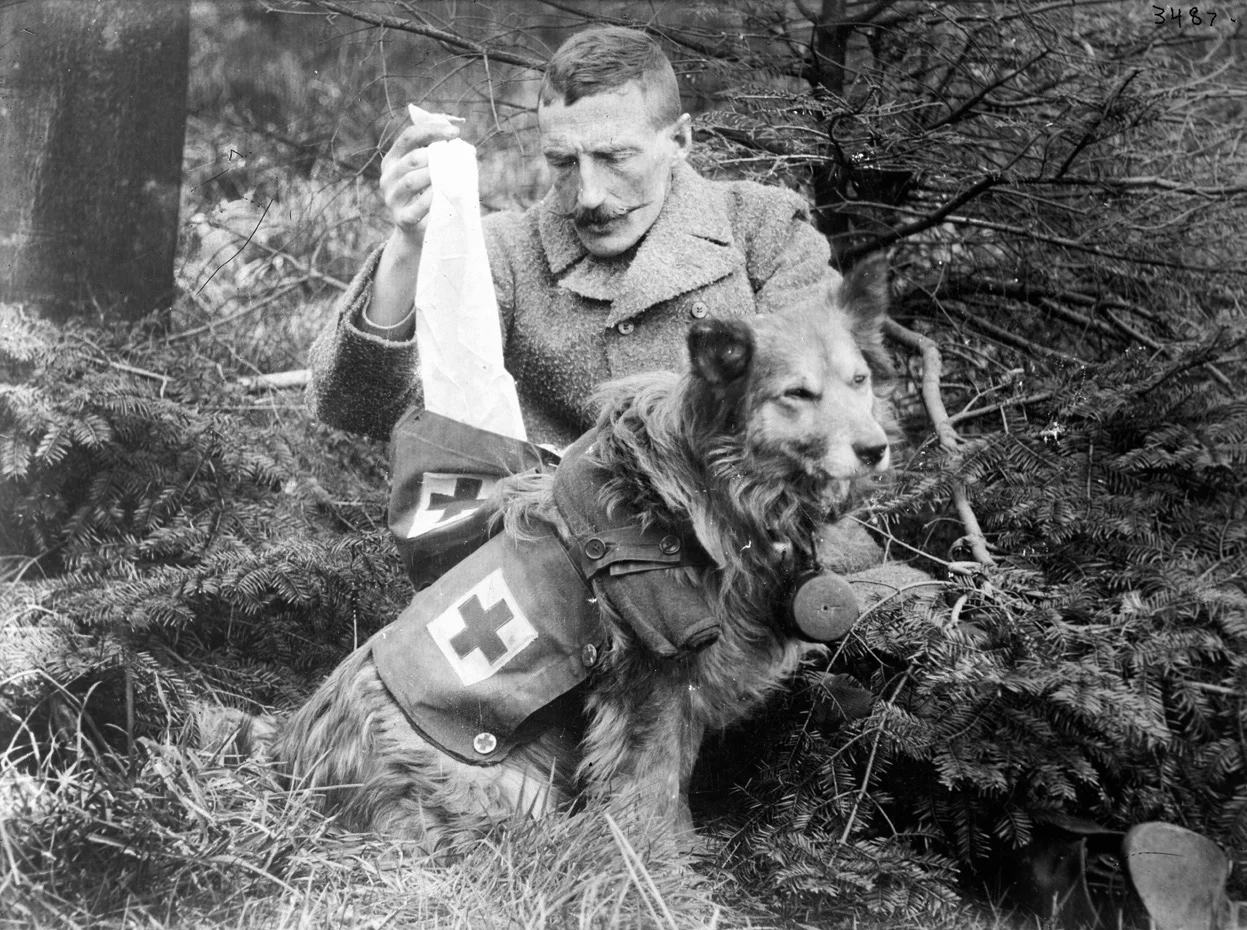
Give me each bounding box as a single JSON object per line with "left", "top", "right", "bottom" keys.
{"left": 564, "top": 523, "right": 705, "bottom": 580}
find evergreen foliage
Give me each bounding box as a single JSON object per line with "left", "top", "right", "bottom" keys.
{"left": 718, "top": 325, "right": 1246, "bottom": 917}
{"left": 0, "top": 306, "right": 407, "bottom": 764}
{"left": 3, "top": 2, "right": 1245, "bottom": 925}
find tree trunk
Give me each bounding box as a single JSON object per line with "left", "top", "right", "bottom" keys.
{"left": 0, "top": 0, "right": 189, "bottom": 324}
{"left": 808, "top": 0, "right": 849, "bottom": 98}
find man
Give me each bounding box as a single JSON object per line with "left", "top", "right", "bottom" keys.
{"left": 308, "top": 25, "right": 837, "bottom": 450}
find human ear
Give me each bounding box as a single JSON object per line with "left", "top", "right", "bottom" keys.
{"left": 670, "top": 113, "right": 692, "bottom": 160}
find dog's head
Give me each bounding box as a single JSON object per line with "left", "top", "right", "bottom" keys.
{"left": 687, "top": 257, "right": 893, "bottom": 487}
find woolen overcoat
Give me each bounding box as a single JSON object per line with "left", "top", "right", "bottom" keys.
{"left": 308, "top": 161, "right": 834, "bottom": 448}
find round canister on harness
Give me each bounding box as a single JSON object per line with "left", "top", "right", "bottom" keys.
{"left": 788, "top": 571, "right": 860, "bottom": 642}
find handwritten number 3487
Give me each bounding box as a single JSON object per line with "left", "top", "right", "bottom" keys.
{"left": 1153, "top": 6, "right": 1237, "bottom": 25}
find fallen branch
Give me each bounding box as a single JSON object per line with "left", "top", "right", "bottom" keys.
{"left": 884, "top": 319, "right": 997, "bottom": 568}
{"left": 883, "top": 319, "right": 961, "bottom": 452}
{"left": 238, "top": 369, "right": 310, "bottom": 392}
{"left": 109, "top": 362, "right": 170, "bottom": 399}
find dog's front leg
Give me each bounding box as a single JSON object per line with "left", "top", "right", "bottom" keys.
{"left": 580, "top": 669, "right": 705, "bottom": 846}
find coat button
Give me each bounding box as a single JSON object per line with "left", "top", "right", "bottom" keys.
{"left": 583, "top": 537, "right": 607, "bottom": 559}
{"left": 690, "top": 301, "right": 708, "bottom": 319}
{"left": 659, "top": 534, "right": 681, "bottom": 555}
{"left": 581, "top": 643, "right": 599, "bottom": 668}
{"left": 616, "top": 320, "right": 635, "bottom": 335}
{"left": 473, "top": 732, "right": 498, "bottom": 755}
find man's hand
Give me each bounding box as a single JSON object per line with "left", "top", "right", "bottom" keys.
{"left": 381, "top": 107, "right": 463, "bottom": 247}
{"left": 364, "top": 107, "right": 462, "bottom": 338}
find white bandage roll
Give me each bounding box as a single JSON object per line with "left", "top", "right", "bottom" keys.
{"left": 414, "top": 133, "right": 526, "bottom": 441}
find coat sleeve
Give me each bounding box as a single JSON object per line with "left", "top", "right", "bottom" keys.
{"left": 306, "top": 210, "right": 523, "bottom": 442}
{"left": 738, "top": 184, "right": 837, "bottom": 315}
{"left": 306, "top": 245, "right": 423, "bottom": 442}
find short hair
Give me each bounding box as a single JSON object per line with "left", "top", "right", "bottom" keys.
{"left": 538, "top": 26, "right": 681, "bottom": 128}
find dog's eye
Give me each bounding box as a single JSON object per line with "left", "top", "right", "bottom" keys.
{"left": 784, "top": 387, "right": 819, "bottom": 401}
{"left": 852, "top": 373, "right": 870, "bottom": 387}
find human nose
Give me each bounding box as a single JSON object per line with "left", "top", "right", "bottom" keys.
{"left": 576, "top": 157, "right": 607, "bottom": 210}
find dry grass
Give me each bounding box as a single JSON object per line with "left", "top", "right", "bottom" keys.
{"left": 0, "top": 736, "right": 745, "bottom": 930}
{"left": 0, "top": 723, "right": 1046, "bottom": 930}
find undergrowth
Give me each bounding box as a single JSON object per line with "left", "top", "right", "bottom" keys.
{"left": 713, "top": 325, "right": 1247, "bottom": 919}
{"left": 3, "top": 2, "right": 1246, "bottom": 928}
{"left": 1, "top": 739, "right": 747, "bottom": 930}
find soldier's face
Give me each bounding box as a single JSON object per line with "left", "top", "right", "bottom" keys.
{"left": 539, "top": 82, "right": 691, "bottom": 258}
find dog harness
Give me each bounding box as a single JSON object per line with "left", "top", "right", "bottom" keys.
{"left": 371, "top": 429, "right": 717, "bottom": 766}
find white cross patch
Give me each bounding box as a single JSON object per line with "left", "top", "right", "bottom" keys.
{"left": 426, "top": 568, "right": 537, "bottom": 686}
{"left": 404, "top": 472, "right": 498, "bottom": 539}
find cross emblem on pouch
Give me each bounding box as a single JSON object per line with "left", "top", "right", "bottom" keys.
{"left": 427, "top": 476, "right": 484, "bottom": 525}
{"left": 426, "top": 569, "right": 539, "bottom": 686}
{"left": 449, "top": 594, "right": 513, "bottom": 664}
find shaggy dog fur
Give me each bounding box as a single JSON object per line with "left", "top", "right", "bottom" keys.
{"left": 251, "top": 258, "right": 894, "bottom": 852}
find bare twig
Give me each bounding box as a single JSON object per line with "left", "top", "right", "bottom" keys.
{"left": 841, "top": 174, "right": 1000, "bottom": 265}
{"left": 1053, "top": 69, "right": 1141, "bottom": 179}
{"left": 838, "top": 671, "right": 910, "bottom": 845}
{"left": 1042, "top": 175, "right": 1247, "bottom": 197}
{"left": 949, "top": 391, "right": 1055, "bottom": 426}
{"left": 196, "top": 198, "right": 273, "bottom": 296}
{"left": 310, "top": 1, "right": 544, "bottom": 70}
{"left": 109, "top": 362, "right": 170, "bottom": 398}
{"left": 936, "top": 302, "right": 1084, "bottom": 364}
{"left": 167, "top": 278, "right": 311, "bottom": 344}
{"left": 238, "top": 236, "right": 350, "bottom": 292}
{"left": 884, "top": 319, "right": 997, "bottom": 567}
{"left": 943, "top": 213, "right": 1247, "bottom": 277}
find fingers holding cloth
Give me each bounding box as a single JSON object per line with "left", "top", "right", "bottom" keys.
{"left": 381, "top": 105, "right": 466, "bottom": 239}
{"left": 363, "top": 106, "right": 466, "bottom": 336}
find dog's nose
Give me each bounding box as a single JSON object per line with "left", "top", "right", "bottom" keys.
{"left": 853, "top": 442, "right": 889, "bottom": 468}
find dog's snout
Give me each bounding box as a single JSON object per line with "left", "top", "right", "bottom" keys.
{"left": 853, "top": 442, "right": 889, "bottom": 468}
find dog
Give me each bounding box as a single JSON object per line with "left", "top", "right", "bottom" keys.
{"left": 250, "top": 257, "right": 893, "bottom": 852}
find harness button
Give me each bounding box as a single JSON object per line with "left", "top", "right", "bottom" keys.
{"left": 473, "top": 732, "right": 498, "bottom": 756}
{"left": 581, "top": 643, "right": 599, "bottom": 668}
{"left": 659, "top": 535, "right": 681, "bottom": 555}
{"left": 616, "top": 320, "right": 635, "bottom": 335}
{"left": 583, "top": 537, "right": 607, "bottom": 559}
{"left": 690, "top": 301, "right": 708, "bottom": 319}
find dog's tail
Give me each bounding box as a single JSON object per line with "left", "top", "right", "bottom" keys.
{"left": 192, "top": 701, "right": 279, "bottom": 764}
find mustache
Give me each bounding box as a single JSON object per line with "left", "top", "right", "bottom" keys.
{"left": 561, "top": 205, "right": 635, "bottom": 228}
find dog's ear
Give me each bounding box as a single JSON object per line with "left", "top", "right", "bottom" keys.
{"left": 836, "top": 255, "right": 893, "bottom": 379}
{"left": 835, "top": 255, "right": 889, "bottom": 350}
{"left": 837, "top": 255, "right": 889, "bottom": 329}
{"left": 688, "top": 319, "right": 754, "bottom": 386}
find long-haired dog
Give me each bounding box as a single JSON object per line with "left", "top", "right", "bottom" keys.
{"left": 253, "top": 258, "right": 893, "bottom": 852}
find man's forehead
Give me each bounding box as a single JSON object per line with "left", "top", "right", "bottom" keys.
{"left": 538, "top": 82, "right": 661, "bottom": 145}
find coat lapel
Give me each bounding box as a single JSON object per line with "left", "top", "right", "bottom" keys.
{"left": 537, "top": 163, "right": 743, "bottom": 321}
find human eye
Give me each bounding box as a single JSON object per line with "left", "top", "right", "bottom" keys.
{"left": 784, "top": 386, "right": 819, "bottom": 401}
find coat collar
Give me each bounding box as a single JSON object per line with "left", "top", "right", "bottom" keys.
{"left": 537, "top": 162, "right": 742, "bottom": 326}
